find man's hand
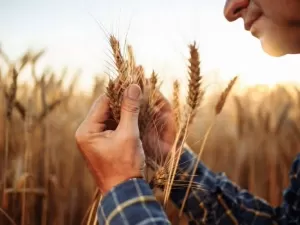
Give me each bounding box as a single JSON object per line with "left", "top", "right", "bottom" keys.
{"left": 75, "top": 84, "right": 145, "bottom": 195}
{"left": 142, "top": 88, "right": 177, "bottom": 165}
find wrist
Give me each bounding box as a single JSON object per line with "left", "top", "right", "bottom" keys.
{"left": 98, "top": 178, "right": 157, "bottom": 225}
{"left": 162, "top": 142, "right": 189, "bottom": 161}
{"left": 99, "top": 174, "right": 144, "bottom": 196}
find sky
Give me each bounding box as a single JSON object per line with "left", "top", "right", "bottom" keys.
{"left": 1, "top": 0, "right": 300, "bottom": 95}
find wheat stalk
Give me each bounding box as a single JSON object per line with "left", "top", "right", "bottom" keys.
{"left": 93, "top": 37, "right": 237, "bottom": 223}
{"left": 179, "top": 75, "right": 238, "bottom": 216}
{"left": 2, "top": 63, "right": 20, "bottom": 220}
{"left": 162, "top": 42, "right": 204, "bottom": 207}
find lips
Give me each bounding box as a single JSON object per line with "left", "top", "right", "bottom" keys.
{"left": 244, "top": 12, "right": 263, "bottom": 31}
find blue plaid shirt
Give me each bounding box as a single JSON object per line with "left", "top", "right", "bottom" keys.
{"left": 98, "top": 148, "right": 300, "bottom": 224}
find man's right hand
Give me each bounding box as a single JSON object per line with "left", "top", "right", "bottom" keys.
{"left": 75, "top": 84, "right": 145, "bottom": 195}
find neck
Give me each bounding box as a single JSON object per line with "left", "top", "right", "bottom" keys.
{"left": 285, "top": 28, "right": 300, "bottom": 55}
{"left": 290, "top": 34, "right": 300, "bottom": 54}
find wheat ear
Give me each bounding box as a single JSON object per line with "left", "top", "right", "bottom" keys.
{"left": 109, "top": 35, "right": 126, "bottom": 76}
{"left": 172, "top": 80, "right": 181, "bottom": 130}
{"left": 185, "top": 42, "right": 203, "bottom": 125}
{"left": 110, "top": 36, "right": 127, "bottom": 95}
{"left": 139, "top": 70, "right": 160, "bottom": 138}
{"left": 107, "top": 36, "right": 127, "bottom": 122}
{"left": 215, "top": 76, "right": 238, "bottom": 115}
{"left": 127, "top": 45, "right": 136, "bottom": 71}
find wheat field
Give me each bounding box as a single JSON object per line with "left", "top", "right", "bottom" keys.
{"left": 0, "top": 40, "right": 299, "bottom": 225}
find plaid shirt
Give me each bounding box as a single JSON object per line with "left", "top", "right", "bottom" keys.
{"left": 98, "top": 148, "right": 300, "bottom": 225}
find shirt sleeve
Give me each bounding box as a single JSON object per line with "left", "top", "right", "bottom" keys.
{"left": 97, "top": 178, "right": 171, "bottom": 225}
{"left": 169, "top": 146, "right": 300, "bottom": 225}
{"left": 277, "top": 153, "right": 300, "bottom": 224}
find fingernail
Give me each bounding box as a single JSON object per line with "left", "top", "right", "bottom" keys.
{"left": 127, "top": 84, "right": 141, "bottom": 100}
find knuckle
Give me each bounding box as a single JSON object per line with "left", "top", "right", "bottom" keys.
{"left": 91, "top": 94, "right": 108, "bottom": 109}
{"left": 120, "top": 133, "right": 139, "bottom": 143}
{"left": 75, "top": 127, "right": 87, "bottom": 145}
{"left": 122, "top": 101, "right": 140, "bottom": 113}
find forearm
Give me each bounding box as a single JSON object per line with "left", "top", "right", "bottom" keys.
{"left": 98, "top": 178, "right": 171, "bottom": 225}
{"left": 279, "top": 153, "right": 300, "bottom": 224}
{"left": 169, "top": 147, "right": 220, "bottom": 223}
{"left": 170, "top": 147, "right": 282, "bottom": 224}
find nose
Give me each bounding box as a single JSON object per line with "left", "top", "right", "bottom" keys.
{"left": 224, "top": 0, "right": 249, "bottom": 21}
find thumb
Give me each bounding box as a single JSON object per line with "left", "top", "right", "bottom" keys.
{"left": 118, "top": 84, "right": 142, "bottom": 133}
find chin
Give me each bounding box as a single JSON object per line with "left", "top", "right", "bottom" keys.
{"left": 261, "top": 44, "right": 286, "bottom": 57}
{"left": 260, "top": 37, "right": 287, "bottom": 57}
{"left": 258, "top": 30, "right": 300, "bottom": 57}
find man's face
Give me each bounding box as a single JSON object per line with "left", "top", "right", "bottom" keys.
{"left": 224, "top": 0, "right": 300, "bottom": 56}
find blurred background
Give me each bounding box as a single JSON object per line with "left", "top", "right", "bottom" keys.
{"left": 1, "top": 0, "right": 300, "bottom": 224}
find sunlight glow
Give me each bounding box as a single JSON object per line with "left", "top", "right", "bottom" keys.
{"left": 1, "top": 0, "right": 300, "bottom": 95}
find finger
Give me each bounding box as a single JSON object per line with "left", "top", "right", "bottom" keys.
{"left": 85, "top": 94, "right": 110, "bottom": 129}
{"left": 117, "top": 84, "right": 142, "bottom": 133}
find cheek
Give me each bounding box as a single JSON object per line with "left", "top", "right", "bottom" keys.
{"left": 261, "top": 0, "right": 300, "bottom": 25}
